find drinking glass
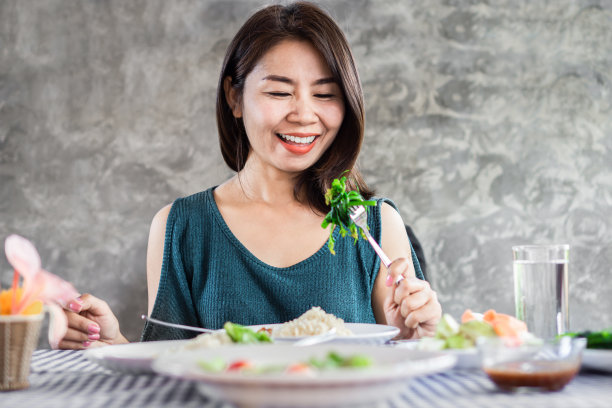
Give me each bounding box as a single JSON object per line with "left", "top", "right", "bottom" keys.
{"left": 512, "top": 244, "right": 569, "bottom": 339}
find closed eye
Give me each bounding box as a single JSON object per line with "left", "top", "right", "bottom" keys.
{"left": 267, "top": 92, "right": 291, "bottom": 97}
{"left": 314, "top": 94, "right": 335, "bottom": 99}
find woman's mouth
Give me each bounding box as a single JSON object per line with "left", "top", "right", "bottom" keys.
{"left": 276, "top": 133, "right": 317, "bottom": 145}
{"left": 276, "top": 133, "right": 319, "bottom": 155}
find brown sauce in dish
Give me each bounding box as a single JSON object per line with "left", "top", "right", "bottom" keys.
{"left": 484, "top": 361, "right": 580, "bottom": 391}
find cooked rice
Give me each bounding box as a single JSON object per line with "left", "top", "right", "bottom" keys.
{"left": 272, "top": 306, "right": 353, "bottom": 337}
{"left": 182, "top": 331, "right": 233, "bottom": 349}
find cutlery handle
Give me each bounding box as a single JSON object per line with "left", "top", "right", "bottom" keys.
{"left": 361, "top": 229, "right": 404, "bottom": 285}
{"left": 141, "top": 315, "right": 215, "bottom": 333}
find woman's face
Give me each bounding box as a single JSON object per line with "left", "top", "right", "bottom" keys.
{"left": 228, "top": 39, "right": 345, "bottom": 174}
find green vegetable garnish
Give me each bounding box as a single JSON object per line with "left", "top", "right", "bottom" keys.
{"left": 561, "top": 329, "right": 612, "bottom": 349}
{"left": 321, "top": 174, "right": 376, "bottom": 254}
{"left": 308, "top": 351, "right": 372, "bottom": 369}
{"left": 223, "top": 322, "right": 272, "bottom": 343}
{"left": 198, "top": 356, "right": 226, "bottom": 372}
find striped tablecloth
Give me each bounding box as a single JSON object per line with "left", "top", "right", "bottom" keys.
{"left": 1, "top": 349, "right": 610, "bottom": 407}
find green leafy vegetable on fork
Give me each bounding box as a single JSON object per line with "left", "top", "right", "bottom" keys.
{"left": 321, "top": 174, "right": 376, "bottom": 255}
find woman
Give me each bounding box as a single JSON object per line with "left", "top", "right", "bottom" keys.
{"left": 58, "top": 1, "right": 441, "bottom": 349}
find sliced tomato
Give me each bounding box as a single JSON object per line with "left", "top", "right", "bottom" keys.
{"left": 227, "top": 360, "right": 252, "bottom": 371}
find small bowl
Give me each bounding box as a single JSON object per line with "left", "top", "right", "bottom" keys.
{"left": 477, "top": 336, "right": 586, "bottom": 392}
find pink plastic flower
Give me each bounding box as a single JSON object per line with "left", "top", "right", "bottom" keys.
{"left": 4, "top": 234, "right": 80, "bottom": 349}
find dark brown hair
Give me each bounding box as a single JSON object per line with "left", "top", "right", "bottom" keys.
{"left": 216, "top": 1, "right": 373, "bottom": 213}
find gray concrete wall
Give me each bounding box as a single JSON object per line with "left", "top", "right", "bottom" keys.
{"left": 1, "top": 0, "right": 611, "bottom": 346}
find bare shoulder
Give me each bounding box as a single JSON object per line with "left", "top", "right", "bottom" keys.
{"left": 152, "top": 203, "right": 173, "bottom": 227}
{"left": 379, "top": 201, "right": 411, "bottom": 258}
{"left": 380, "top": 202, "right": 407, "bottom": 235}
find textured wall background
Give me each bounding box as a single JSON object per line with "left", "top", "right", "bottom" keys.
{"left": 1, "top": 0, "right": 611, "bottom": 346}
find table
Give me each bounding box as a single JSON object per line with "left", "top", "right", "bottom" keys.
{"left": 1, "top": 349, "right": 611, "bottom": 407}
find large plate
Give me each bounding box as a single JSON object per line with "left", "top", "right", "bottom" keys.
{"left": 84, "top": 340, "right": 191, "bottom": 374}
{"left": 251, "top": 323, "right": 400, "bottom": 344}
{"left": 392, "top": 340, "right": 480, "bottom": 369}
{"left": 83, "top": 323, "right": 398, "bottom": 374}
{"left": 582, "top": 349, "right": 612, "bottom": 373}
{"left": 152, "top": 344, "right": 457, "bottom": 407}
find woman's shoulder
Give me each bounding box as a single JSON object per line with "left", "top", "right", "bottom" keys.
{"left": 150, "top": 187, "right": 216, "bottom": 229}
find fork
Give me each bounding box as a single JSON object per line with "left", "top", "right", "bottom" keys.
{"left": 349, "top": 205, "right": 404, "bottom": 285}
{"left": 141, "top": 314, "right": 216, "bottom": 333}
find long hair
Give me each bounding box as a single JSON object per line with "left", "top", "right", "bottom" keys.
{"left": 216, "top": 1, "right": 373, "bottom": 213}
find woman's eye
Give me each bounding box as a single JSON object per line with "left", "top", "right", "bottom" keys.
{"left": 314, "top": 93, "right": 335, "bottom": 99}
{"left": 267, "top": 92, "right": 291, "bottom": 97}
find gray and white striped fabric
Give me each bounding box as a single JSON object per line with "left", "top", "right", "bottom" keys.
{"left": 1, "top": 350, "right": 610, "bottom": 408}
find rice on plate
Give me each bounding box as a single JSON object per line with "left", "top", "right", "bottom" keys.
{"left": 272, "top": 307, "right": 353, "bottom": 337}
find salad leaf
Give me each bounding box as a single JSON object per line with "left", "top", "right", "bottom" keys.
{"left": 321, "top": 174, "right": 376, "bottom": 254}
{"left": 223, "top": 322, "right": 272, "bottom": 343}
{"left": 459, "top": 319, "right": 497, "bottom": 342}
{"left": 198, "top": 356, "right": 226, "bottom": 372}
{"left": 309, "top": 351, "right": 372, "bottom": 369}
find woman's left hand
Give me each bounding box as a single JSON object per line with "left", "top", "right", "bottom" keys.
{"left": 383, "top": 258, "right": 441, "bottom": 339}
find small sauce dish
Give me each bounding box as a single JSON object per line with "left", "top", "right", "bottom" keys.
{"left": 477, "top": 336, "right": 586, "bottom": 391}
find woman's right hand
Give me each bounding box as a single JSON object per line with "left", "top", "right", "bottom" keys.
{"left": 57, "top": 293, "right": 128, "bottom": 349}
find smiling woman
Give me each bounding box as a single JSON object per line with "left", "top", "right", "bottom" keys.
{"left": 56, "top": 1, "right": 440, "bottom": 349}
{"left": 223, "top": 39, "right": 345, "bottom": 171}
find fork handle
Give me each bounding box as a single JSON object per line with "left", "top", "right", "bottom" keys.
{"left": 361, "top": 228, "right": 393, "bottom": 267}
{"left": 361, "top": 229, "right": 405, "bottom": 285}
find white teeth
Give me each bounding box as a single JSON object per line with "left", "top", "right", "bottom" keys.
{"left": 278, "top": 133, "right": 316, "bottom": 144}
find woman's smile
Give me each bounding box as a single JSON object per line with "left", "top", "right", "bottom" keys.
{"left": 276, "top": 132, "right": 319, "bottom": 154}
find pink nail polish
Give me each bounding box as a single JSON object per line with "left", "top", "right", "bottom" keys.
{"left": 385, "top": 274, "right": 393, "bottom": 287}
{"left": 82, "top": 341, "right": 91, "bottom": 348}
{"left": 88, "top": 324, "right": 100, "bottom": 334}
{"left": 69, "top": 302, "right": 82, "bottom": 312}
{"left": 88, "top": 333, "right": 100, "bottom": 341}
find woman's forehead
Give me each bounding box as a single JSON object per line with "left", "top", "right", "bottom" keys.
{"left": 249, "top": 39, "right": 334, "bottom": 81}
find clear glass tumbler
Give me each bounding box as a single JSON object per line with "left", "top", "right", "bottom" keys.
{"left": 512, "top": 244, "right": 570, "bottom": 339}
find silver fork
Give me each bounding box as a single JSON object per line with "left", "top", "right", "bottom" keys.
{"left": 349, "top": 205, "right": 404, "bottom": 284}
{"left": 141, "top": 314, "right": 216, "bottom": 333}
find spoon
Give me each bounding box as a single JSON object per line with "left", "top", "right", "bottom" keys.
{"left": 141, "top": 314, "right": 216, "bottom": 333}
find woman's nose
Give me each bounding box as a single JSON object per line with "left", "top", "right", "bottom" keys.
{"left": 288, "top": 96, "right": 317, "bottom": 124}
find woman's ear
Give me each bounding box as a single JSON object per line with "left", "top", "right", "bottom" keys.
{"left": 223, "top": 76, "right": 242, "bottom": 118}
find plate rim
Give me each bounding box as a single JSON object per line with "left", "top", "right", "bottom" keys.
{"left": 250, "top": 322, "right": 400, "bottom": 342}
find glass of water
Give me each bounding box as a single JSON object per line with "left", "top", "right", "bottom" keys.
{"left": 512, "top": 244, "right": 570, "bottom": 339}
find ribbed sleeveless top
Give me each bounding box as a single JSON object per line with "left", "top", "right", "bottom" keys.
{"left": 141, "top": 187, "right": 423, "bottom": 341}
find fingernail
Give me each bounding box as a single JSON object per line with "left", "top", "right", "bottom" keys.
{"left": 385, "top": 274, "right": 393, "bottom": 287}
{"left": 88, "top": 333, "right": 100, "bottom": 341}
{"left": 88, "top": 324, "right": 100, "bottom": 334}
{"left": 69, "top": 302, "right": 82, "bottom": 312}
{"left": 82, "top": 341, "right": 91, "bottom": 348}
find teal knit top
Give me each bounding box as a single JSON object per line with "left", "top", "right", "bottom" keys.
{"left": 141, "top": 187, "right": 423, "bottom": 341}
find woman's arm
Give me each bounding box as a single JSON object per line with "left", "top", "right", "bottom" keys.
{"left": 146, "top": 204, "right": 172, "bottom": 316}
{"left": 371, "top": 202, "right": 441, "bottom": 339}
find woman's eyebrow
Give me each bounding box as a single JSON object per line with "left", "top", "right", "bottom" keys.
{"left": 261, "top": 75, "right": 337, "bottom": 85}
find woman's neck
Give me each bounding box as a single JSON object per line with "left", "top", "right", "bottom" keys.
{"left": 230, "top": 159, "right": 303, "bottom": 206}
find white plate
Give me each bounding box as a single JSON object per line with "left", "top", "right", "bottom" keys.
{"left": 392, "top": 340, "right": 480, "bottom": 369}
{"left": 250, "top": 323, "right": 400, "bottom": 344}
{"left": 84, "top": 340, "right": 191, "bottom": 374}
{"left": 152, "top": 343, "right": 457, "bottom": 407}
{"left": 84, "top": 323, "right": 398, "bottom": 374}
{"left": 582, "top": 349, "right": 612, "bottom": 372}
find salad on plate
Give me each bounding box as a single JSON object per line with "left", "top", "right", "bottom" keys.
{"left": 416, "top": 309, "right": 540, "bottom": 351}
